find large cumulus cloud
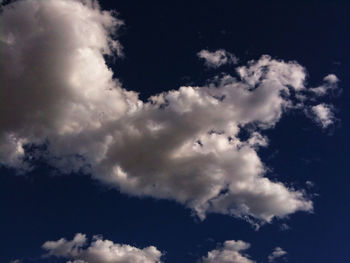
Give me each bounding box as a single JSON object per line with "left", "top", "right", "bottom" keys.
{"left": 0, "top": 0, "right": 339, "bottom": 224}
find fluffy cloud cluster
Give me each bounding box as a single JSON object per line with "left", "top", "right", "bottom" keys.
{"left": 200, "top": 240, "right": 254, "bottom": 263}
{"left": 42, "top": 234, "right": 257, "bottom": 263}
{"left": 0, "top": 0, "right": 339, "bottom": 224}
{"left": 268, "top": 247, "right": 287, "bottom": 262}
{"left": 0, "top": 0, "right": 132, "bottom": 169}
{"left": 19, "top": 234, "right": 290, "bottom": 263}
{"left": 310, "top": 104, "right": 335, "bottom": 128}
{"left": 198, "top": 49, "right": 238, "bottom": 68}
{"left": 42, "top": 233, "right": 162, "bottom": 263}
{"left": 34, "top": 234, "right": 262, "bottom": 263}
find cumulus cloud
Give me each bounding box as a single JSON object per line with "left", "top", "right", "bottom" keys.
{"left": 268, "top": 247, "right": 287, "bottom": 262}
{"left": 198, "top": 49, "right": 238, "bottom": 68}
{"left": 310, "top": 104, "right": 335, "bottom": 128}
{"left": 200, "top": 240, "right": 254, "bottom": 263}
{"left": 42, "top": 233, "right": 87, "bottom": 258}
{"left": 42, "top": 235, "right": 256, "bottom": 263}
{"left": 0, "top": 0, "right": 339, "bottom": 225}
{"left": 42, "top": 233, "right": 163, "bottom": 263}
{"left": 0, "top": 0, "right": 131, "bottom": 170}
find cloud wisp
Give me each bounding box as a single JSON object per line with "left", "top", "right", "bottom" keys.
{"left": 0, "top": 0, "right": 339, "bottom": 225}
{"left": 268, "top": 247, "right": 287, "bottom": 262}
{"left": 310, "top": 104, "right": 335, "bottom": 128}
{"left": 197, "top": 49, "right": 238, "bottom": 68}
{"left": 309, "top": 74, "right": 339, "bottom": 97}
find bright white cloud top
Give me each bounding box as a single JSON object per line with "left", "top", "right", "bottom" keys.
{"left": 42, "top": 233, "right": 163, "bottom": 263}
{"left": 0, "top": 0, "right": 339, "bottom": 225}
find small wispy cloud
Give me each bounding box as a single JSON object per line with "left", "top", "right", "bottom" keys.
{"left": 268, "top": 247, "right": 287, "bottom": 262}
{"left": 310, "top": 74, "right": 339, "bottom": 96}
{"left": 197, "top": 49, "right": 238, "bottom": 68}
{"left": 42, "top": 233, "right": 162, "bottom": 263}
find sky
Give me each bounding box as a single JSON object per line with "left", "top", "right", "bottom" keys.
{"left": 0, "top": 0, "right": 349, "bottom": 263}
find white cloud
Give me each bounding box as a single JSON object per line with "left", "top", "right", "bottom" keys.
{"left": 0, "top": 0, "right": 339, "bottom": 225}
{"left": 43, "top": 233, "right": 87, "bottom": 258}
{"left": 268, "top": 247, "right": 287, "bottom": 262}
{"left": 0, "top": 0, "right": 131, "bottom": 169}
{"left": 198, "top": 49, "right": 238, "bottom": 68}
{"left": 42, "top": 233, "right": 163, "bottom": 263}
{"left": 21, "top": 236, "right": 295, "bottom": 263}
{"left": 200, "top": 240, "right": 255, "bottom": 263}
{"left": 310, "top": 74, "right": 339, "bottom": 96}
{"left": 35, "top": 235, "right": 271, "bottom": 263}
{"left": 310, "top": 104, "right": 335, "bottom": 128}
{"left": 323, "top": 74, "right": 339, "bottom": 83}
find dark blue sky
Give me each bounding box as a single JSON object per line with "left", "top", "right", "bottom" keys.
{"left": 1, "top": 0, "right": 349, "bottom": 262}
